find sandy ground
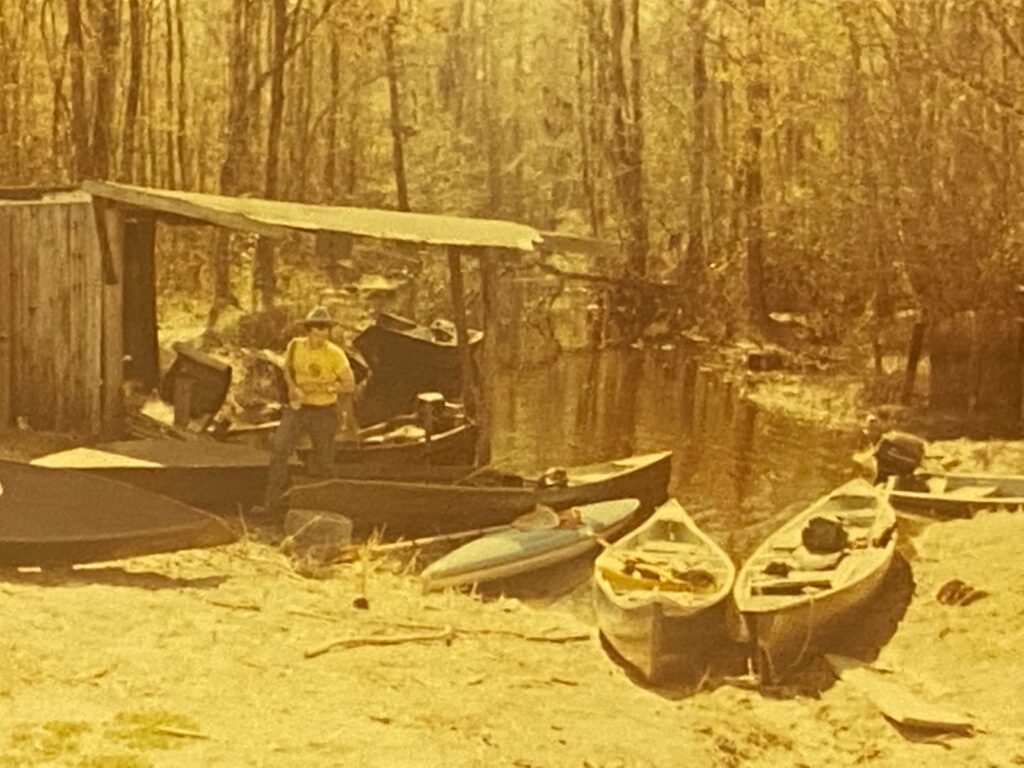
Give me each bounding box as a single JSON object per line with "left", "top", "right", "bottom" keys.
{"left": 3, "top": 443, "right": 1024, "bottom": 767}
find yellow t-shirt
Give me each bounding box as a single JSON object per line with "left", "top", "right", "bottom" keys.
{"left": 286, "top": 338, "right": 355, "bottom": 406}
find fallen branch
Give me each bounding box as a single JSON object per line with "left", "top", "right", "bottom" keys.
{"left": 304, "top": 625, "right": 455, "bottom": 659}
{"left": 207, "top": 599, "right": 262, "bottom": 612}
{"left": 153, "top": 726, "right": 210, "bottom": 740}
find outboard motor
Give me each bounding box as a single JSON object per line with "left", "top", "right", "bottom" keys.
{"left": 873, "top": 431, "right": 926, "bottom": 483}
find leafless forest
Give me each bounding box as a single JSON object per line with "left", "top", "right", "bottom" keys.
{"left": 1, "top": 0, "right": 1021, "bottom": 334}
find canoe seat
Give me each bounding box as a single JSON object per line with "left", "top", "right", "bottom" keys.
{"left": 751, "top": 574, "right": 832, "bottom": 596}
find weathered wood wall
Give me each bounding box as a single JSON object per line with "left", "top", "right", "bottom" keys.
{"left": 0, "top": 196, "right": 123, "bottom": 435}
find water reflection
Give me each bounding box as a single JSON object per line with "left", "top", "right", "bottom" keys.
{"left": 491, "top": 348, "right": 856, "bottom": 560}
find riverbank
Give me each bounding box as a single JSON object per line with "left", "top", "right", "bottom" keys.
{"left": 2, "top": 490, "right": 1022, "bottom": 766}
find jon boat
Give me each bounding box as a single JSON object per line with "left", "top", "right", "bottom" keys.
{"left": 286, "top": 451, "right": 672, "bottom": 539}
{"left": 887, "top": 471, "right": 1024, "bottom": 518}
{"left": 420, "top": 498, "right": 640, "bottom": 591}
{"left": 30, "top": 417, "right": 480, "bottom": 509}
{"left": 592, "top": 499, "right": 735, "bottom": 683}
{"left": 733, "top": 478, "right": 897, "bottom": 683}
{"left": 0, "top": 460, "right": 236, "bottom": 566}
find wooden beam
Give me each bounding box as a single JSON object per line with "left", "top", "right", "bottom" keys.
{"left": 447, "top": 246, "right": 477, "bottom": 418}
{"left": 91, "top": 197, "right": 119, "bottom": 285}
{"left": 475, "top": 249, "right": 501, "bottom": 465}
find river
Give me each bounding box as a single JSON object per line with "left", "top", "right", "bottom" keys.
{"left": 490, "top": 348, "right": 860, "bottom": 561}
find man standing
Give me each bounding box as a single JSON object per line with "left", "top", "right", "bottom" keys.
{"left": 260, "top": 306, "right": 357, "bottom": 517}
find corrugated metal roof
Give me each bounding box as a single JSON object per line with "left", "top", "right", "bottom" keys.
{"left": 83, "top": 181, "right": 542, "bottom": 252}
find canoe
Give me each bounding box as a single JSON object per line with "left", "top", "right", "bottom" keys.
{"left": 225, "top": 416, "right": 479, "bottom": 468}
{"left": 286, "top": 450, "right": 673, "bottom": 539}
{"left": 31, "top": 439, "right": 272, "bottom": 509}
{"left": 887, "top": 471, "right": 1024, "bottom": 518}
{"left": 31, "top": 418, "right": 481, "bottom": 509}
{"left": 421, "top": 498, "right": 640, "bottom": 591}
{"left": 733, "top": 478, "right": 897, "bottom": 683}
{"left": 592, "top": 499, "right": 736, "bottom": 683}
{"left": 353, "top": 312, "right": 483, "bottom": 399}
{"left": 0, "top": 459, "right": 237, "bottom": 567}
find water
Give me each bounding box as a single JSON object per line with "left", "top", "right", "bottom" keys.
{"left": 489, "top": 348, "right": 858, "bottom": 561}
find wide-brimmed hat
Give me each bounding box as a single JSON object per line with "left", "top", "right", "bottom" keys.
{"left": 303, "top": 306, "right": 337, "bottom": 327}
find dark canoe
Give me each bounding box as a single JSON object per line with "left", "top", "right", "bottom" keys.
{"left": 353, "top": 312, "right": 483, "bottom": 398}
{"left": 887, "top": 471, "right": 1024, "bottom": 518}
{"left": 0, "top": 460, "right": 237, "bottom": 567}
{"left": 285, "top": 451, "right": 672, "bottom": 539}
{"left": 31, "top": 440, "right": 273, "bottom": 509}
{"left": 225, "top": 419, "right": 479, "bottom": 468}
{"left": 30, "top": 421, "right": 480, "bottom": 510}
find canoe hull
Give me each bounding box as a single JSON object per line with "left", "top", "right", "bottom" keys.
{"left": 0, "top": 460, "right": 237, "bottom": 566}
{"left": 888, "top": 471, "right": 1024, "bottom": 518}
{"left": 592, "top": 500, "right": 736, "bottom": 683}
{"left": 734, "top": 479, "right": 898, "bottom": 682}
{"left": 31, "top": 422, "right": 480, "bottom": 510}
{"left": 743, "top": 545, "right": 895, "bottom": 682}
{"left": 593, "top": 580, "right": 731, "bottom": 683}
{"left": 286, "top": 451, "right": 672, "bottom": 539}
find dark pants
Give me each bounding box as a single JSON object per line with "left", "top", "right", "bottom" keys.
{"left": 264, "top": 404, "right": 337, "bottom": 512}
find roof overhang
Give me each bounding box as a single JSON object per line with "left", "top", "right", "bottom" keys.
{"left": 83, "top": 181, "right": 543, "bottom": 252}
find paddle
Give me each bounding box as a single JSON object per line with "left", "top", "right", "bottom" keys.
{"left": 336, "top": 505, "right": 565, "bottom": 558}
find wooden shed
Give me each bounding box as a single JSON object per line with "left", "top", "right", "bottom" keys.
{"left": 1, "top": 181, "right": 610, "bottom": 441}
{"left": 0, "top": 189, "right": 128, "bottom": 435}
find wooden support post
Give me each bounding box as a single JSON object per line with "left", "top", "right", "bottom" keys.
{"left": 900, "top": 318, "right": 926, "bottom": 405}
{"left": 475, "top": 249, "right": 501, "bottom": 465}
{"left": 91, "top": 197, "right": 120, "bottom": 285}
{"left": 446, "top": 246, "right": 477, "bottom": 417}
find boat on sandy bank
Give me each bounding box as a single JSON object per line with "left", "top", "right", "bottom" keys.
{"left": 285, "top": 451, "right": 672, "bottom": 539}
{"left": 887, "top": 471, "right": 1024, "bottom": 518}
{"left": 592, "top": 499, "right": 735, "bottom": 683}
{"left": 733, "top": 478, "right": 897, "bottom": 683}
{"left": 30, "top": 418, "right": 480, "bottom": 509}
{"left": 0, "top": 459, "right": 236, "bottom": 567}
{"left": 420, "top": 498, "right": 640, "bottom": 592}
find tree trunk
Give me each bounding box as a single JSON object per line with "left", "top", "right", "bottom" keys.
{"left": 65, "top": 0, "right": 90, "bottom": 179}
{"left": 213, "top": 0, "right": 252, "bottom": 312}
{"left": 608, "top": 0, "right": 649, "bottom": 278}
{"left": 175, "top": 0, "right": 191, "bottom": 188}
{"left": 384, "top": 2, "right": 410, "bottom": 211}
{"left": 163, "top": 0, "right": 177, "bottom": 188}
{"left": 684, "top": 0, "right": 708, "bottom": 304}
{"left": 744, "top": 0, "right": 769, "bottom": 329}
{"left": 253, "top": 0, "right": 288, "bottom": 311}
{"left": 120, "top": 0, "right": 143, "bottom": 182}
{"left": 324, "top": 35, "right": 340, "bottom": 198}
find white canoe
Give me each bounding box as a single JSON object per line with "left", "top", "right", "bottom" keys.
{"left": 420, "top": 498, "right": 640, "bottom": 591}
{"left": 734, "top": 478, "right": 897, "bottom": 683}
{"left": 592, "top": 499, "right": 735, "bottom": 683}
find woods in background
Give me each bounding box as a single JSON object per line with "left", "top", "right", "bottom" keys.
{"left": 1, "top": 0, "right": 1022, "bottom": 337}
